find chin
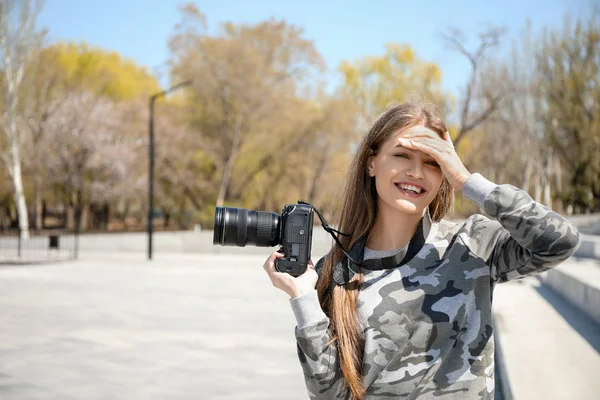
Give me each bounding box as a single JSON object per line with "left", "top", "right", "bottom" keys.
{"left": 392, "top": 199, "right": 428, "bottom": 216}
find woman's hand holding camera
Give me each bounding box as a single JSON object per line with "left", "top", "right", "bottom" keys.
{"left": 263, "top": 251, "right": 318, "bottom": 299}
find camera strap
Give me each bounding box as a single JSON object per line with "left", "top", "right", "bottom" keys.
{"left": 300, "top": 200, "right": 431, "bottom": 300}
{"left": 298, "top": 200, "right": 361, "bottom": 266}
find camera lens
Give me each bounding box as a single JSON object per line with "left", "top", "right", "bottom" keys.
{"left": 213, "top": 207, "right": 281, "bottom": 247}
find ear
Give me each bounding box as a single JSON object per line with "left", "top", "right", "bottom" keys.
{"left": 367, "top": 156, "right": 375, "bottom": 177}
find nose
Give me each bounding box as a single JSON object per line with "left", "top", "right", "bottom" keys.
{"left": 405, "top": 159, "right": 424, "bottom": 179}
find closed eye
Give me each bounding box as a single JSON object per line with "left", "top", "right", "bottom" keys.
{"left": 426, "top": 161, "right": 440, "bottom": 167}
{"left": 394, "top": 153, "right": 409, "bottom": 158}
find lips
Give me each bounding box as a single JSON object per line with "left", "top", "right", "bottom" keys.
{"left": 394, "top": 181, "right": 427, "bottom": 198}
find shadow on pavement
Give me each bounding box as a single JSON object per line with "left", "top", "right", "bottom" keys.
{"left": 534, "top": 281, "right": 600, "bottom": 354}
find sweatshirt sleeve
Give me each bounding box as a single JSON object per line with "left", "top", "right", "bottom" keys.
{"left": 462, "top": 173, "right": 582, "bottom": 283}
{"left": 289, "top": 258, "right": 348, "bottom": 399}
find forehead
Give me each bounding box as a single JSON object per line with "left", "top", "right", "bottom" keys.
{"left": 381, "top": 125, "right": 437, "bottom": 148}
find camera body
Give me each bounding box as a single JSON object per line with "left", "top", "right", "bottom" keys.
{"left": 275, "top": 203, "right": 314, "bottom": 276}
{"left": 213, "top": 201, "right": 314, "bottom": 277}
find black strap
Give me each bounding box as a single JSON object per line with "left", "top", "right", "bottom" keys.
{"left": 298, "top": 200, "right": 361, "bottom": 266}
{"left": 305, "top": 199, "right": 428, "bottom": 300}
{"left": 321, "top": 218, "right": 427, "bottom": 300}
{"left": 360, "top": 217, "right": 425, "bottom": 270}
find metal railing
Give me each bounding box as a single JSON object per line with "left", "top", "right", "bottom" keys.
{"left": 0, "top": 229, "right": 78, "bottom": 264}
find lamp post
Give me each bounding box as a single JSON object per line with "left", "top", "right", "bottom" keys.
{"left": 148, "top": 80, "right": 192, "bottom": 260}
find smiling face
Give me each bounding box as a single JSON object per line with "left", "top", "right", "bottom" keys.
{"left": 367, "top": 125, "right": 444, "bottom": 217}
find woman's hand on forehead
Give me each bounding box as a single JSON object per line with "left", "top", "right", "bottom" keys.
{"left": 396, "top": 125, "right": 471, "bottom": 190}
{"left": 401, "top": 125, "right": 449, "bottom": 141}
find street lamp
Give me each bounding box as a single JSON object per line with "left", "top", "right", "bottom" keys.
{"left": 148, "top": 80, "right": 192, "bottom": 260}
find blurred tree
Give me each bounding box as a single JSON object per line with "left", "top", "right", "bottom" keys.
{"left": 168, "top": 4, "right": 326, "bottom": 211}
{"left": 339, "top": 43, "right": 448, "bottom": 127}
{"left": 471, "top": 22, "right": 545, "bottom": 192}
{"left": 20, "top": 42, "right": 161, "bottom": 230}
{"left": 536, "top": 11, "right": 600, "bottom": 213}
{"left": 19, "top": 45, "right": 67, "bottom": 229}
{"left": 441, "top": 26, "right": 506, "bottom": 147}
{"left": 0, "top": 0, "right": 45, "bottom": 238}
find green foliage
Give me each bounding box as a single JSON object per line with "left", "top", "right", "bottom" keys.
{"left": 4, "top": 5, "right": 598, "bottom": 232}
{"left": 339, "top": 43, "right": 450, "bottom": 123}
{"left": 537, "top": 13, "right": 600, "bottom": 212}
{"left": 49, "top": 41, "right": 161, "bottom": 99}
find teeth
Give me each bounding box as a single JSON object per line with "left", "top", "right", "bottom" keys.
{"left": 398, "top": 184, "right": 422, "bottom": 194}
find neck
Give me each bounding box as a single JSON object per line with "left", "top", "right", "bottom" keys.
{"left": 366, "top": 203, "right": 425, "bottom": 251}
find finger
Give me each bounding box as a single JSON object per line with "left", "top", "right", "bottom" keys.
{"left": 402, "top": 126, "right": 440, "bottom": 140}
{"left": 402, "top": 132, "right": 438, "bottom": 141}
{"left": 263, "top": 260, "right": 274, "bottom": 274}
{"left": 398, "top": 138, "right": 443, "bottom": 157}
{"left": 403, "top": 127, "right": 457, "bottom": 148}
{"left": 266, "top": 251, "right": 285, "bottom": 264}
{"left": 263, "top": 251, "right": 284, "bottom": 273}
{"left": 444, "top": 130, "right": 452, "bottom": 142}
{"left": 400, "top": 140, "right": 450, "bottom": 166}
{"left": 403, "top": 125, "right": 436, "bottom": 137}
{"left": 267, "top": 252, "right": 291, "bottom": 277}
{"left": 402, "top": 135, "right": 452, "bottom": 152}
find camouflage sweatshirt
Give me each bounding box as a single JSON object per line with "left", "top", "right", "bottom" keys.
{"left": 289, "top": 173, "right": 581, "bottom": 400}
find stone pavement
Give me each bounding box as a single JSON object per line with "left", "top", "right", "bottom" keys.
{"left": 1, "top": 251, "right": 599, "bottom": 399}
{"left": 492, "top": 276, "right": 600, "bottom": 400}
{"left": 0, "top": 252, "right": 309, "bottom": 400}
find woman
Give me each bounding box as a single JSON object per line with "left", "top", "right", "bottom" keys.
{"left": 262, "top": 100, "right": 581, "bottom": 400}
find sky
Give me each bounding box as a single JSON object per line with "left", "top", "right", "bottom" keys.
{"left": 38, "top": 0, "right": 593, "bottom": 96}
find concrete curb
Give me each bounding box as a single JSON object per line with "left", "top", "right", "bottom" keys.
{"left": 576, "top": 235, "right": 600, "bottom": 260}
{"left": 493, "top": 316, "right": 514, "bottom": 400}
{"left": 537, "top": 260, "right": 600, "bottom": 326}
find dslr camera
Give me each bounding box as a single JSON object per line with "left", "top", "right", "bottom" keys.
{"left": 213, "top": 202, "right": 314, "bottom": 276}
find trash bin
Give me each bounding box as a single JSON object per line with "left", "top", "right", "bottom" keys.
{"left": 49, "top": 235, "right": 59, "bottom": 249}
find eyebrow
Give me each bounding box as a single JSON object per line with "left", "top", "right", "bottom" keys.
{"left": 392, "top": 146, "right": 436, "bottom": 161}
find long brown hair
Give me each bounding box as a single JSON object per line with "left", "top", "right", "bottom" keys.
{"left": 315, "top": 100, "right": 454, "bottom": 399}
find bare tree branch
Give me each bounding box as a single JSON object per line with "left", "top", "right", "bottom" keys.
{"left": 441, "top": 26, "right": 506, "bottom": 146}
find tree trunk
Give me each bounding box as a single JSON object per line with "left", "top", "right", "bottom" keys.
{"left": 307, "top": 143, "right": 330, "bottom": 204}
{"left": 80, "top": 204, "right": 90, "bottom": 231}
{"left": 164, "top": 211, "right": 171, "bottom": 229}
{"left": 66, "top": 204, "right": 75, "bottom": 230}
{"left": 216, "top": 128, "right": 242, "bottom": 207}
{"left": 34, "top": 182, "right": 43, "bottom": 230}
{"left": 543, "top": 178, "right": 552, "bottom": 208}
{"left": 121, "top": 201, "right": 130, "bottom": 230}
{"left": 76, "top": 188, "right": 83, "bottom": 232}
{"left": 555, "top": 157, "right": 563, "bottom": 213}
{"left": 0, "top": 1, "right": 42, "bottom": 239}
{"left": 488, "top": 168, "right": 496, "bottom": 183}
{"left": 102, "top": 203, "right": 109, "bottom": 230}
{"left": 177, "top": 200, "right": 186, "bottom": 229}
{"left": 522, "top": 158, "right": 532, "bottom": 192}
{"left": 543, "top": 150, "right": 553, "bottom": 208}
{"left": 6, "top": 202, "right": 17, "bottom": 229}
{"left": 10, "top": 130, "right": 29, "bottom": 239}
{"left": 42, "top": 200, "right": 47, "bottom": 228}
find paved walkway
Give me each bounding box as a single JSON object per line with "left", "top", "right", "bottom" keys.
{"left": 1, "top": 252, "right": 599, "bottom": 399}
{"left": 0, "top": 253, "right": 308, "bottom": 400}
{"left": 493, "top": 276, "right": 600, "bottom": 400}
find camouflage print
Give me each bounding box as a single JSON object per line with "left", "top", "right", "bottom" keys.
{"left": 293, "top": 181, "right": 581, "bottom": 399}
